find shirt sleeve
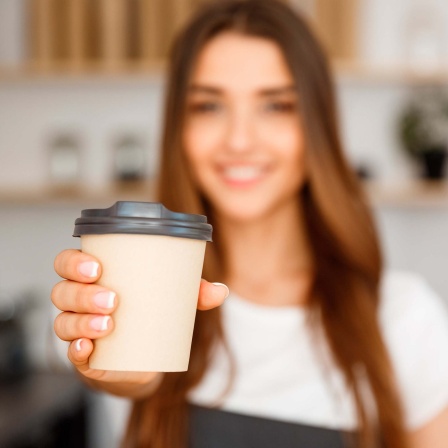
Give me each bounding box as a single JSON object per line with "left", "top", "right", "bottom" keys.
{"left": 380, "top": 272, "right": 448, "bottom": 430}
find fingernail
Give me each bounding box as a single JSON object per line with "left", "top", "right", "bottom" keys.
{"left": 212, "top": 282, "right": 230, "bottom": 299}
{"left": 90, "top": 316, "right": 110, "bottom": 331}
{"left": 75, "top": 338, "right": 83, "bottom": 352}
{"left": 94, "top": 291, "right": 116, "bottom": 309}
{"left": 78, "top": 261, "right": 99, "bottom": 278}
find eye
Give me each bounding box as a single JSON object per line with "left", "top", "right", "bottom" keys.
{"left": 188, "top": 101, "right": 222, "bottom": 114}
{"left": 264, "top": 101, "right": 296, "bottom": 113}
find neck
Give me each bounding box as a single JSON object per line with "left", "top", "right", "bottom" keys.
{"left": 216, "top": 199, "right": 314, "bottom": 306}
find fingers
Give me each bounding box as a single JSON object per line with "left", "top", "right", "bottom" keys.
{"left": 54, "top": 249, "right": 101, "bottom": 283}
{"left": 68, "top": 338, "right": 94, "bottom": 369}
{"left": 51, "top": 280, "right": 117, "bottom": 314}
{"left": 54, "top": 312, "right": 114, "bottom": 341}
{"left": 52, "top": 277, "right": 226, "bottom": 313}
{"left": 197, "top": 280, "right": 229, "bottom": 311}
{"left": 68, "top": 339, "right": 163, "bottom": 388}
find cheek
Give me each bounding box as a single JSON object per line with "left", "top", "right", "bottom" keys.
{"left": 262, "top": 121, "right": 306, "bottom": 176}
{"left": 184, "top": 120, "right": 222, "bottom": 165}
{"left": 260, "top": 113, "right": 304, "bottom": 148}
{"left": 183, "top": 124, "right": 217, "bottom": 189}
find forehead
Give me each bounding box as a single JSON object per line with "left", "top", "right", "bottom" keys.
{"left": 191, "top": 32, "right": 294, "bottom": 91}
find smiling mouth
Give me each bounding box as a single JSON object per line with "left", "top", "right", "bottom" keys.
{"left": 220, "top": 165, "right": 268, "bottom": 185}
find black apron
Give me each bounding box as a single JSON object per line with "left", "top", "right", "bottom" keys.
{"left": 188, "top": 403, "right": 356, "bottom": 448}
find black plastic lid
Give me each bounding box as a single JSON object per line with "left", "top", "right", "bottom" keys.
{"left": 73, "top": 201, "right": 212, "bottom": 241}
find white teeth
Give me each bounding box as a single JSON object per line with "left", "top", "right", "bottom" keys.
{"left": 223, "top": 166, "right": 263, "bottom": 181}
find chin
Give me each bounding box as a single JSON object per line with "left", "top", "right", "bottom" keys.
{"left": 211, "top": 199, "right": 277, "bottom": 224}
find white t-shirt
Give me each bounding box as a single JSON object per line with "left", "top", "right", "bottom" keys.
{"left": 187, "top": 271, "right": 448, "bottom": 431}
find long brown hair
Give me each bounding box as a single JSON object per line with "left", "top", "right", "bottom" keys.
{"left": 124, "top": 1, "right": 408, "bottom": 447}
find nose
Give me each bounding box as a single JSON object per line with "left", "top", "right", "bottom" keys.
{"left": 225, "top": 107, "right": 256, "bottom": 154}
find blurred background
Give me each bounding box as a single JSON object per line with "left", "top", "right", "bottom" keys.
{"left": 0, "top": 0, "right": 448, "bottom": 447}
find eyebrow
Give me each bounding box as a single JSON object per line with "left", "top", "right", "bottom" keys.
{"left": 188, "top": 84, "right": 297, "bottom": 96}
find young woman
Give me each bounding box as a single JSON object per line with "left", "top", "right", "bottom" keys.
{"left": 52, "top": 1, "right": 448, "bottom": 447}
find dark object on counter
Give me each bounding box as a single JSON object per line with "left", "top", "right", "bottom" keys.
{"left": 420, "top": 146, "right": 447, "bottom": 180}
{"left": 113, "top": 134, "right": 147, "bottom": 182}
{"left": 0, "top": 372, "right": 88, "bottom": 448}
{"left": 0, "top": 295, "right": 29, "bottom": 383}
{"left": 354, "top": 163, "right": 373, "bottom": 180}
{"left": 398, "top": 89, "right": 448, "bottom": 180}
{"left": 48, "top": 133, "right": 81, "bottom": 189}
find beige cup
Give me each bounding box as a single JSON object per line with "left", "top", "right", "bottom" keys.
{"left": 73, "top": 202, "right": 212, "bottom": 372}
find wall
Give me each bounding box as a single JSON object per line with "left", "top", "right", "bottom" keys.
{"left": 0, "top": 0, "right": 26, "bottom": 66}
{"left": 360, "top": 0, "right": 448, "bottom": 67}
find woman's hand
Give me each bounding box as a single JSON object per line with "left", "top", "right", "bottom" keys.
{"left": 52, "top": 249, "right": 229, "bottom": 398}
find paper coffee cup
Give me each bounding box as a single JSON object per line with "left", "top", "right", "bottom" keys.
{"left": 73, "top": 201, "right": 212, "bottom": 372}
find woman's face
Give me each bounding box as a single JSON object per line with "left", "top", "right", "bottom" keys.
{"left": 183, "top": 32, "right": 306, "bottom": 222}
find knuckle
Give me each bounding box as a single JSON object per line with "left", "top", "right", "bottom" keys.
{"left": 53, "top": 313, "right": 66, "bottom": 339}
{"left": 50, "top": 281, "right": 62, "bottom": 307}
{"left": 53, "top": 252, "right": 61, "bottom": 273}
{"left": 75, "top": 315, "right": 85, "bottom": 335}
{"left": 67, "top": 347, "right": 74, "bottom": 364}
{"left": 54, "top": 250, "right": 69, "bottom": 277}
{"left": 74, "top": 285, "right": 86, "bottom": 311}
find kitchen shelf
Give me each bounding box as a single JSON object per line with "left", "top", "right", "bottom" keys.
{"left": 1, "top": 60, "right": 448, "bottom": 86}
{"left": 0, "top": 61, "right": 166, "bottom": 85}
{"left": 364, "top": 179, "right": 448, "bottom": 208}
{"left": 0, "top": 180, "right": 157, "bottom": 207}
{"left": 333, "top": 60, "right": 448, "bottom": 85}
{"left": 1, "top": 179, "right": 447, "bottom": 208}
